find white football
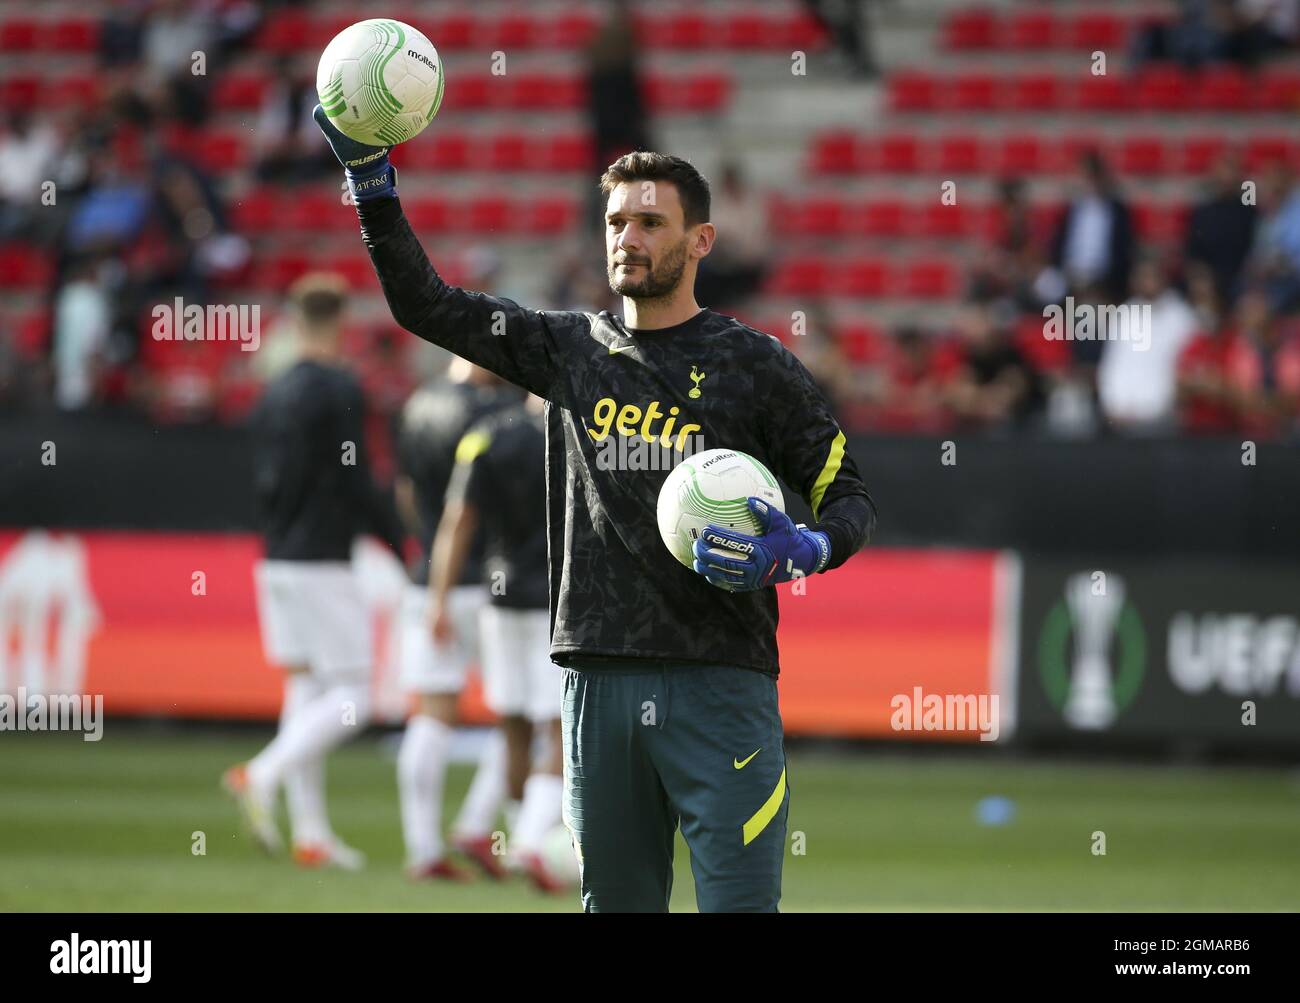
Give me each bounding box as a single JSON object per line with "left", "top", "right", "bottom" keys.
{"left": 656, "top": 448, "right": 784, "bottom": 570}
{"left": 316, "top": 18, "right": 445, "bottom": 146}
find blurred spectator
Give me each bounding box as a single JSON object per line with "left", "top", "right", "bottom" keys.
{"left": 1134, "top": 0, "right": 1298, "bottom": 69}
{"left": 1049, "top": 151, "right": 1134, "bottom": 303}
{"left": 943, "top": 301, "right": 1044, "bottom": 430}
{"left": 0, "top": 112, "right": 62, "bottom": 241}
{"left": 1097, "top": 255, "right": 1199, "bottom": 433}
{"left": 584, "top": 0, "right": 652, "bottom": 173}
{"left": 869, "top": 325, "right": 953, "bottom": 434}
{"left": 802, "top": 0, "right": 878, "bottom": 78}
{"left": 51, "top": 257, "right": 115, "bottom": 410}
{"left": 787, "top": 308, "right": 856, "bottom": 413}
{"left": 1247, "top": 159, "right": 1300, "bottom": 311}
{"left": 695, "top": 163, "right": 769, "bottom": 311}
{"left": 1177, "top": 269, "right": 1243, "bottom": 435}
{"left": 1186, "top": 151, "right": 1257, "bottom": 301}
{"left": 1228, "top": 287, "right": 1300, "bottom": 437}
{"left": 254, "top": 56, "right": 337, "bottom": 184}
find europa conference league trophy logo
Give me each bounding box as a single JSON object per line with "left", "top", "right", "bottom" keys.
{"left": 1038, "top": 572, "right": 1146, "bottom": 730}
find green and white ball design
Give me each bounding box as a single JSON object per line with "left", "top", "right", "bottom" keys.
{"left": 316, "top": 18, "right": 444, "bottom": 147}
{"left": 656, "top": 448, "right": 784, "bottom": 570}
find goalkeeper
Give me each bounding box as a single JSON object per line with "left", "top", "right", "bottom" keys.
{"left": 315, "top": 109, "right": 877, "bottom": 912}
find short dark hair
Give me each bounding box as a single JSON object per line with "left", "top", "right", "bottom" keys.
{"left": 290, "top": 272, "right": 347, "bottom": 324}
{"left": 599, "top": 151, "right": 711, "bottom": 227}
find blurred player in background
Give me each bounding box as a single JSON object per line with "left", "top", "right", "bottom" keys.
{"left": 393, "top": 358, "right": 520, "bottom": 880}
{"left": 225, "top": 273, "right": 404, "bottom": 869}
{"left": 429, "top": 393, "right": 566, "bottom": 893}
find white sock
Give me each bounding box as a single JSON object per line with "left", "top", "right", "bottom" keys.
{"left": 503, "top": 799, "right": 523, "bottom": 836}
{"left": 279, "top": 675, "right": 331, "bottom": 846}
{"left": 248, "top": 682, "right": 369, "bottom": 795}
{"left": 452, "top": 729, "right": 507, "bottom": 838}
{"left": 511, "top": 773, "right": 563, "bottom": 854}
{"left": 397, "top": 715, "right": 453, "bottom": 867}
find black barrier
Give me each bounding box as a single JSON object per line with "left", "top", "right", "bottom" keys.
{"left": 0, "top": 415, "right": 1296, "bottom": 555}
{"left": 1015, "top": 557, "right": 1300, "bottom": 751}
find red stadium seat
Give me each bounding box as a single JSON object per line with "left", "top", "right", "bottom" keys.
{"left": 193, "top": 131, "right": 246, "bottom": 172}
{"left": 791, "top": 198, "right": 848, "bottom": 236}
{"left": 869, "top": 133, "right": 922, "bottom": 173}
{"left": 1117, "top": 136, "right": 1169, "bottom": 175}
{"left": 318, "top": 253, "right": 379, "bottom": 291}
{"left": 426, "top": 12, "right": 475, "bottom": 49}
{"left": 543, "top": 133, "right": 592, "bottom": 172}
{"left": 254, "top": 10, "right": 309, "bottom": 52}
{"left": 1257, "top": 70, "right": 1300, "bottom": 112}
{"left": 1069, "top": 12, "right": 1127, "bottom": 50}
{"left": 888, "top": 72, "right": 938, "bottom": 112}
{"left": 916, "top": 202, "right": 970, "bottom": 239}
{"left": 1007, "top": 11, "right": 1058, "bottom": 49}
{"left": 950, "top": 73, "right": 1000, "bottom": 111}
{"left": 485, "top": 133, "right": 529, "bottom": 171}
{"left": 1135, "top": 65, "right": 1190, "bottom": 111}
{"left": 858, "top": 199, "right": 905, "bottom": 237}
{"left": 838, "top": 324, "right": 886, "bottom": 364}
{"left": 1007, "top": 74, "right": 1065, "bottom": 111}
{"left": 1180, "top": 134, "right": 1229, "bottom": 173}
{"left": 0, "top": 244, "right": 52, "bottom": 289}
{"left": 1074, "top": 74, "right": 1133, "bottom": 112}
{"left": 1245, "top": 135, "right": 1295, "bottom": 170}
{"left": 779, "top": 12, "right": 829, "bottom": 50}
{"left": 230, "top": 189, "right": 278, "bottom": 234}
{"left": 523, "top": 196, "right": 579, "bottom": 234}
{"left": 47, "top": 74, "right": 101, "bottom": 110}
{"left": 766, "top": 258, "right": 830, "bottom": 296}
{"left": 810, "top": 132, "right": 858, "bottom": 174}
{"left": 936, "top": 134, "right": 986, "bottom": 174}
{"left": 404, "top": 197, "right": 456, "bottom": 231}
{"left": 426, "top": 131, "right": 472, "bottom": 170}
{"left": 489, "top": 13, "right": 541, "bottom": 49}
{"left": 549, "top": 10, "right": 598, "bottom": 49}
{"left": 0, "top": 19, "right": 36, "bottom": 52}
{"left": 720, "top": 12, "right": 767, "bottom": 49}
{"left": 48, "top": 17, "right": 99, "bottom": 52}
{"left": 835, "top": 259, "right": 889, "bottom": 297}
{"left": 942, "top": 9, "right": 998, "bottom": 50}
{"left": 212, "top": 73, "right": 268, "bottom": 112}
{"left": 0, "top": 76, "right": 37, "bottom": 109}
{"left": 1194, "top": 66, "right": 1249, "bottom": 110}
{"left": 466, "top": 195, "right": 513, "bottom": 233}
{"left": 902, "top": 260, "right": 958, "bottom": 298}
{"left": 998, "top": 134, "right": 1048, "bottom": 174}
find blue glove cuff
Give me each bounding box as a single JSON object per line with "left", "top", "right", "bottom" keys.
{"left": 804, "top": 529, "right": 832, "bottom": 574}
{"left": 348, "top": 163, "right": 397, "bottom": 202}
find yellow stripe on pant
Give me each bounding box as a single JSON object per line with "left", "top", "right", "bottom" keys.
{"left": 742, "top": 767, "right": 787, "bottom": 846}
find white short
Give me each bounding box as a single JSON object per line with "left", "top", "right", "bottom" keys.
{"left": 254, "top": 560, "right": 371, "bottom": 681}
{"left": 399, "top": 584, "right": 486, "bottom": 694}
{"left": 480, "top": 605, "right": 560, "bottom": 722}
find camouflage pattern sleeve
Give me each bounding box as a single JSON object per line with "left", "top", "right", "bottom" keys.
{"left": 356, "top": 197, "right": 565, "bottom": 400}
{"left": 759, "top": 343, "right": 877, "bottom": 571}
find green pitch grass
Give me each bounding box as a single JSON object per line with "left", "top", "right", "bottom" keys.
{"left": 1, "top": 728, "right": 1297, "bottom": 911}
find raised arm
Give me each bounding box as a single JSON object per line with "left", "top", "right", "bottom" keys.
{"left": 314, "top": 105, "right": 561, "bottom": 400}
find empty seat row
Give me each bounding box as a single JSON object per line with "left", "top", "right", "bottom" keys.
{"left": 940, "top": 7, "right": 1147, "bottom": 51}
{"left": 232, "top": 190, "right": 580, "bottom": 236}
{"left": 888, "top": 67, "right": 1300, "bottom": 114}
{"left": 764, "top": 257, "right": 963, "bottom": 299}
{"left": 252, "top": 8, "right": 825, "bottom": 53}
{"left": 810, "top": 130, "right": 1298, "bottom": 176}
{"left": 770, "top": 196, "right": 1191, "bottom": 242}
{"left": 0, "top": 16, "right": 98, "bottom": 52}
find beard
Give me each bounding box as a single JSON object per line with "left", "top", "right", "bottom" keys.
{"left": 607, "top": 237, "right": 689, "bottom": 300}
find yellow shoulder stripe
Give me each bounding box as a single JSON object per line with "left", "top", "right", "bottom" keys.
{"left": 454, "top": 429, "right": 492, "bottom": 465}
{"left": 809, "top": 429, "right": 846, "bottom": 521}
{"left": 742, "top": 767, "right": 787, "bottom": 846}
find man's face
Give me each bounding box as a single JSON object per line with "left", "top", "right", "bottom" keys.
{"left": 604, "top": 181, "right": 694, "bottom": 300}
